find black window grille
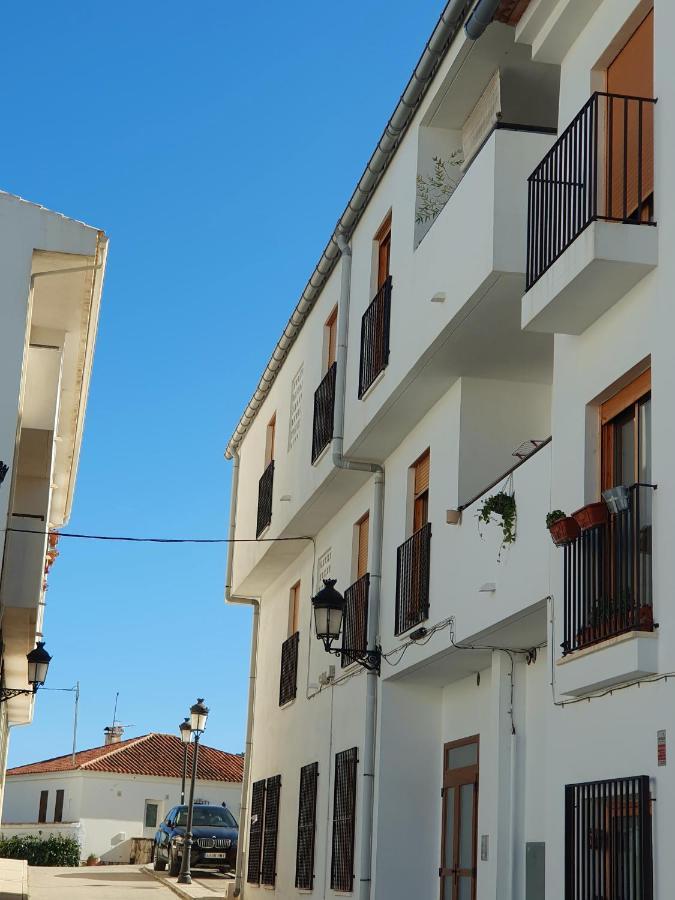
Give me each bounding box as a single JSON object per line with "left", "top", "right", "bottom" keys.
{"left": 395, "top": 522, "right": 431, "bottom": 636}
{"left": 279, "top": 631, "right": 300, "bottom": 706}
{"left": 358, "top": 276, "right": 392, "bottom": 398}
{"left": 260, "top": 774, "right": 281, "bottom": 886}
{"left": 247, "top": 779, "right": 266, "bottom": 884}
{"left": 341, "top": 574, "right": 369, "bottom": 668}
{"left": 331, "top": 747, "right": 358, "bottom": 893}
{"left": 527, "top": 92, "right": 656, "bottom": 291}
{"left": 312, "top": 362, "right": 337, "bottom": 463}
{"left": 295, "top": 762, "right": 319, "bottom": 890}
{"left": 256, "top": 460, "right": 274, "bottom": 538}
{"left": 565, "top": 776, "right": 653, "bottom": 900}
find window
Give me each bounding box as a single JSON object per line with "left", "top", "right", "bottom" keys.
{"left": 144, "top": 801, "right": 159, "bottom": 829}
{"left": 375, "top": 212, "right": 392, "bottom": 290}
{"left": 288, "top": 581, "right": 301, "bottom": 637}
{"left": 601, "top": 369, "right": 651, "bottom": 491}
{"left": 38, "top": 790, "right": 48, "bottom": 823}
{"left": 394, "top": 448, "right": 432, "bottom": 635}
{"left": 411, "top": 449, "right": 430, "bottom": 534}
{"left": 247, "top": 779, "right": 266, "bottom": 885}
{"left": 440, "top": 737, "right": 479, "bottom": 900}
{"left": 565, "top": 776, "right": 653, "bottom": 900}
{"left": 261, "top": 775, "right": 281, "bottom": 886}
{"left": 355, "top": 513, "right": 369, "bottom": 581}
{"left": 265, "top": 414, "right": 276, "bottom": 468}
{"left": 279, "top": 631, "right": 299, "bottom": 706}
{"left": 325, "top": 306, "right": 338, "bottom": 371}
{"left": 295, "top": 762, "right": 319, "bottom": 890}
{"left": 257, "top": 415, "right": 276, "bottom": 537}
{"left": 54, "top": 790, "right": 65, "bottom": 824}
{"left": 331, "top": 747, "right": 358, "bottom": 893}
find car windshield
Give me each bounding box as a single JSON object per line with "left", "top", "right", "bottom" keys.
{"left": 175, "top": 806, "right": 237, "bottom": 828}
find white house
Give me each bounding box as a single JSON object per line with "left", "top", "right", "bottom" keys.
{"left": 0, "top": 191, "right": 108, "bottom": 813}
{"left": 2, "top": 731, "right": 243, "bottom": 862}
{"left": 225, "top": 1, "right": 669, "bottom": 899}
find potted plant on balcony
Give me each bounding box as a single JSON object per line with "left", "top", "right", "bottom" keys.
{"left": 572, "top": 500, "right": 609, "bottom": 532}
{"left": 86, "top": 853, "right": 100, "bottom": 867}
{"left": 477, "top": 490, "right": 516, "bottom": 561}
{"left": 546, "top": 510, "right": 580, "bottom": 547}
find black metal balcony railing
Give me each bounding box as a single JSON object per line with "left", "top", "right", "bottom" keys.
{"left": 311, "top": 362, "right": 337, "bottom": 464}
{"left": 358, "top": 275, "right": 392, "bottom": 399}
{"left": 256, "top": 460, "right": 274, "bottom": 538}
{"left": 561, "top": 484, "right": 654, "bottom": 656}
{"left": 279, "top": 631, "right": 299, "bottom": 706}
{"left": 395, "top": 522, "right": 431, "bottom": 636}
{"left": 527, "top": 92, "right": 656, "bottom": 290}
{"left": 341, "top": 573, "right": 369, "bottom": 668}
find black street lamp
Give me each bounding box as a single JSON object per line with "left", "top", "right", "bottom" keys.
{"left": 311, "top": 580, "right": 381, "bottom": 674}
{"left": 178, "top": 718, "right": 191, "bottom": 805}
{"left": 177, "top": 698, "right": 209, "bottom": 885}
{"left": 0, "top": 642, "right": 52, "bottom": 702}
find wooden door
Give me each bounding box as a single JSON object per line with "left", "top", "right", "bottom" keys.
{"left": 356, "top": 514, "right": 369, "bottom": 580}
{"left": 38, "top": 790, "right": 48, "bottom": 823}
{"left": 376, "top": 215, "right": 391, "bottom": 290}
{"left": 606, "top": 10, "right": 654, "bottom": 220}
{"left": 326, "top": 307, "right": 338, "bottom": 370}
{"left": 440, "top": 737, "right": 479, "bottom": 900}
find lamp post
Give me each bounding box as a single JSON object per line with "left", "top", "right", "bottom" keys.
{"left": 177, "top": 698, "right": 209, "bottom": 885}
{"left": 0, "top": 642, "right": 52, "bottom": 702}
{"left": 311, "top": 579, "right": 381, "bottom": 674}
{"left": 178, "top": 718, "right": 191, "bottom": 805}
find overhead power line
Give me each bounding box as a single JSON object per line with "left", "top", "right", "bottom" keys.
{"left": 5, "top": 528, "right": 314, "bottom": 546}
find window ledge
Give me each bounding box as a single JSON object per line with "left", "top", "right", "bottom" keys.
{"left": 555, "top": 630, "right": 658, "bottom": 697}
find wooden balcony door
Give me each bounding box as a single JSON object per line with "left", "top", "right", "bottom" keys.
{"left": 411, "top": 450, "right": 430, "bottom": 619}
{"left": 440, "top": 737, "right": 478, "bottom": 900}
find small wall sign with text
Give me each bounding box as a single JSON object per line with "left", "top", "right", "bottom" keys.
{"left": 657, "top": 729, "right": 666, "bottom": 767}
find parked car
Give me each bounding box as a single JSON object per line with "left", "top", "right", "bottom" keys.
{"left": 153, "top": 803, "right": 238, "bottom": 876}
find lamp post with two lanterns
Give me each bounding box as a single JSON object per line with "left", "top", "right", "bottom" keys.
{"left": 177, "top": 698, "right": 209, "bottom": 886}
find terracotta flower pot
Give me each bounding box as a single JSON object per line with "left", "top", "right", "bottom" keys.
{"left": 86, "top": 857, "right": 99, "bottom": 867}
{"left": 638, "top": 606, "right": 654, "bottom": 629}
{"left": 548, "top": 516, "right": 580, "bottom": 547}
{"left": 572, "top": 502, "right": 609, "bottom": 532}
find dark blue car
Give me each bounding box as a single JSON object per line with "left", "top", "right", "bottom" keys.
{"left": 153, "top": 804, "right": 238, "bottom": 876}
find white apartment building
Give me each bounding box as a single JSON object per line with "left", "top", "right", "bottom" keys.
{"left": 224, "top": 1, "right": 666, "bottom": 898}
{"left": 0, "top": 192, "right": 107, "bottom": 811}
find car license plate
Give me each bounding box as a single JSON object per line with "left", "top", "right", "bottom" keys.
{"left": 203, "top": 852, "right": 227, "bottom": 859}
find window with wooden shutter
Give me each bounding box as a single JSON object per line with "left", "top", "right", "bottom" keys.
{"left": 38, "top": 790, "right": 48, "bottom": 824}
{"left": 331, "top": 747, "right": 358, "bottom": 892}
{"left": 295, "top": 762, "right": 319, "bottom": 890}
{"left": 412, "top": 449, "right": 430, "bottom": 533}
{"left": 356, "top": 513, "right": 369, "bottom": 580}
{"left": 279, "top": 631, "right": 299, "bottom": 706}
{"left": 264, "top": 414, "right": 276, "bottom": 468}
{"left": 261, "top": 775, "right": 281, "bottom": 886}
{"left": 325, "top": 306, "right": 338, "bottom": 370}
{"left": 247, "top": 779, "right": 266, "bottom": 884}
{"left": 375, "top": 213, "right": 392, "bottom": 290}
{"left": 54, "top": 790, "right": 64, "bottom": 823}
{"left": 288, "top": 581, "right": 301, "bottom": 637}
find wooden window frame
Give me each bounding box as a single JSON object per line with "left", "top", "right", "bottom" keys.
{"left": 600, "top": 368, "right": 650, "bottom": 491}
{"left": 264, "top": 414, "right": 276, "bottom": 469}
{"left": 288, "top": 580, "right": 301, "bottom": 637}
{"left": 324, "top": 306, "right": 338, "bottom": 372}
{"left": 374, "top": 212, "right": 392, "bottom": 291}
{"left": 411, "top": 449, "right": 430, "bottom": 536}
{"left": 354, "top": 513, "right": 370, "bottom": 581}
{"left": 440, "top": 735, "right": 479, "bottom": 900}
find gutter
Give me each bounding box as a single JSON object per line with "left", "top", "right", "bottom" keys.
{"left": 225, "top": 0, "right": 474, "bottom": 461}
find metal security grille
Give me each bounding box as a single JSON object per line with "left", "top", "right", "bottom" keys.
{"left": 358, "top": 275, "right": 392, "bottom": 398}
{"left": 279, "top": 631, "right": 300, "bottom": 706}
{"left": 312, "top": 362, "right": 337, "bottom": 463}
{"left": 295, "top": 762, "right": 319, "bottom": 890}
{"left": 331, "top": 747, "right": 358, "bottom": 892}
{"left": 246, "top": 779, "right": 266, "bottom": 884}
{"left": 341, "top": 574, "right": 369, "bottom": 668}
{"left": 565, "top": 776, "right": 653, "bottom": 900}
{"left": 395, "top": 522, "right": 432, "bottom": 636}
{"left": 261, "top": 775, "right": 281, "bottom": 886}
{"left": 526, "top": 92, "right": 656, "bottom": 290}
{"left": 256, "top": 460, "right": 274, "bottom": 537}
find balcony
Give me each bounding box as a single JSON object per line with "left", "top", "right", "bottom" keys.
{"left": 341, "top": 573, "right": 369, "bottom": 668}
{"left": 523, "top": 92, "right": 658, "bottom": 335}
{"left": 358, "top": 276, "right": 391, "bottom": 399}
{"left": 311, "top": 362, "right": 336, "bottom": 464}
{"left": 279, "top": 631, "right": 299, "bottom": 706}
{"left": 256, "top": 461, "right": 274, "bottom": 538}
{"left": 395, "top": 523, "right": 431, "bottom": 636}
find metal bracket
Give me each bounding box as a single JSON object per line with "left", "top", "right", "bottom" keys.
{"left": 0, "top": 687, "right": 35, "bottom": 703}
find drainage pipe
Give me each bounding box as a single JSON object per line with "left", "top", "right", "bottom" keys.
{"left": 464, "top": 0, "right": 500, "bottom": 39}
{"left": 225, "top": 451, "right": 260, "bottom": 899}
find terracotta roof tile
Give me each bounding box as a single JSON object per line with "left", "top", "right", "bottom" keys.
{"left": 6, "top": 733, "right": 243, "bottom": 782}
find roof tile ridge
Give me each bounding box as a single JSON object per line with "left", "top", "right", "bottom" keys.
{"left": 80, "top": 733, "right": 151, "bottom": 769}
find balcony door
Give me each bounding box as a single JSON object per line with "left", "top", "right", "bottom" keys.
{"left": 440, "top": 737, "right": 478, "bottom": 900}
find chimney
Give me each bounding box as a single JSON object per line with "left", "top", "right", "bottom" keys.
{"left": 104, "top": 725, "right": 125, "bottom": 745}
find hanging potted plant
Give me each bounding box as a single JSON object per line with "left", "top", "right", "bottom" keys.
{"left": 572, "top": 501, "right": 608, "bottom": 532}
{"left": 546, "top": 510, "right": 580, "bottom": 547}
{"left": 477, "top": 488, "right": 516, "bottom": 561}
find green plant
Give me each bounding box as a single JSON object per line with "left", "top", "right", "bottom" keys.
{"left": 87, "top": 853, "right": 99, "bottom": 863}
{"left": 477, "top": 491, "right": 517, "bottom": 558}
{"left": 0, "top": 833, "right": 80, "bottom": 867}
{"left": 415, "top": 151, "right": 464, "bottom": 224}
{"left": 546, "top": 510, "right": 567, "bottom": 528}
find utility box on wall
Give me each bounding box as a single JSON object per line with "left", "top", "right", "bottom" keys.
{"left": 526, "top": 842, "right": 545, "bottom": 900}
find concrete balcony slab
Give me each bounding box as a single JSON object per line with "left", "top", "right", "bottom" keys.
{"left": 555, "top": 630, "right": 658, "bottom": 697}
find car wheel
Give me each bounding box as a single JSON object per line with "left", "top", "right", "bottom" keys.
{"left": 152, "top": 843, "right": 166, "bottom": 872}
{"left": 168, "top": 845, "right": 181, "bottom": 877}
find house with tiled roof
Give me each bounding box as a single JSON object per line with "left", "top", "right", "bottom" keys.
{"left": 1, "top": 731, "right": 243, "bottom": 863}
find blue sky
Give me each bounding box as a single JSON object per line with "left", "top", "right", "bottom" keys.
{"left": 2, "top": 0, "right": 444, "bottom": 767}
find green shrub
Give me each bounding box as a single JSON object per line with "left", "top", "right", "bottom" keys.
{"left": 0, "top": 833, "right": 81, "bottom": 867}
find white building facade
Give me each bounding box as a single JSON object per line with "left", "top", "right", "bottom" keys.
{"left": 225, "top": 1, "right": 668, "bottom": 898}
{"left": 0, "top": 192, "right": 108, "bottom": 812}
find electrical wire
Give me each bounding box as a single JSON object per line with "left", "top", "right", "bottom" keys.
{"left": 4, "top": 527, "right": 314, "bottom": 545}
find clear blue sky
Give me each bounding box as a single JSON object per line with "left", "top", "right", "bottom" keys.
{"left": 3, "top": 0, "right": 443, "bottom": 767}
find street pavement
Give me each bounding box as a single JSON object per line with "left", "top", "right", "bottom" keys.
{"left": 28, "top": 864, "right": 176, "bottom": 899}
